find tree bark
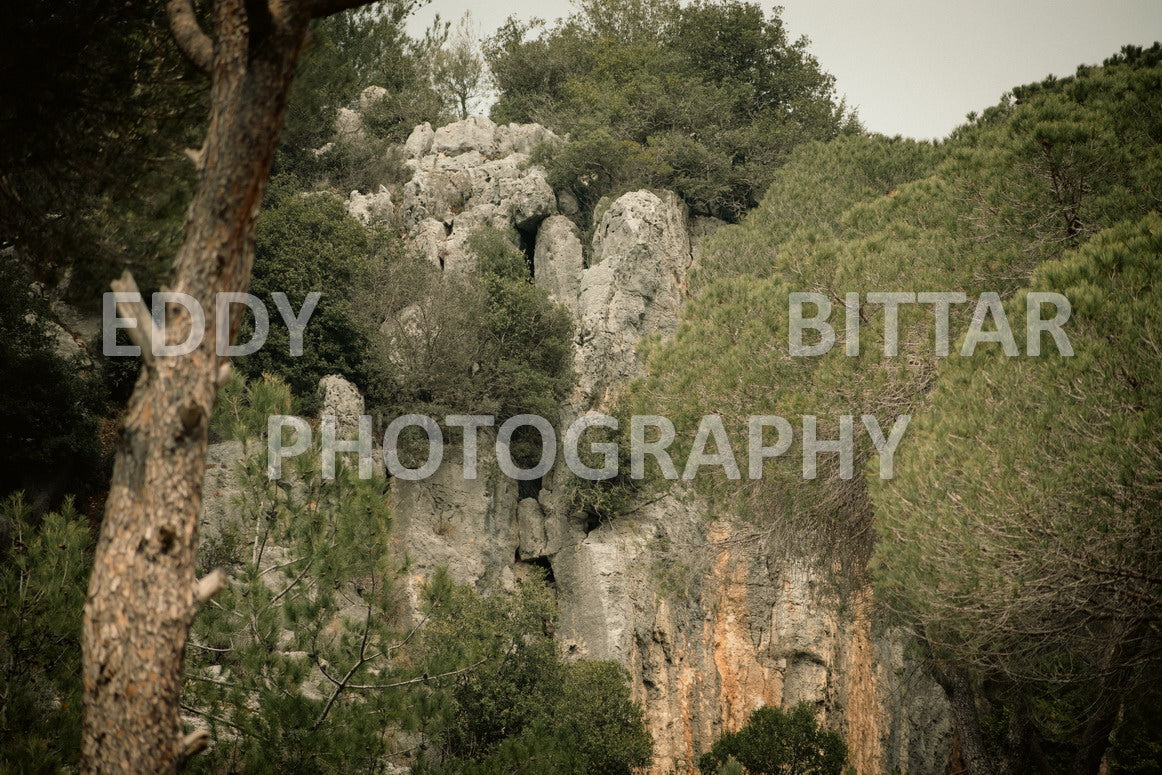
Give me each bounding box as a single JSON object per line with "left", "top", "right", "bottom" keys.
{"left": 80, "top": 1, "right": 372, "bottom": 771}
{"left": 929, "top": 660, "right": 1003, "bottom": 775}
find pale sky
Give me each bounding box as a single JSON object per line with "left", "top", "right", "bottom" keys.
{"left": 406, "top": 0, "right": 1162, "bottom": 140}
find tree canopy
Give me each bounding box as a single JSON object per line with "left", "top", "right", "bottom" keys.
{"left": 485, "top": 0, "right": 857, "bottom": 223}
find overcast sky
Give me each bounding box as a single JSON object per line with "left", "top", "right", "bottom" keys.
{"left": 405, "top": 0, "right": 1161, "bottom": 140}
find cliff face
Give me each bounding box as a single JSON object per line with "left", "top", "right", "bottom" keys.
{"left": 202, "top": 115, "right": 952, "bottom": 774}
{"left": 380, "top": 117, "right": 952, "bottom": 774}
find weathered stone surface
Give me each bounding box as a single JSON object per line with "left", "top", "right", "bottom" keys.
{"left": 399, "top": 124, "right": 557, "bottom": 271}
{"left": 431, "top": 115, "right": 499, "bottom": 157}
{"left": 496, "top": 122, "right": 557, "bottom": 156}
{"left": 412, "top": 218, "right": 450, "bottom": 268}
{"left": 556, "top": 188, "right": 581, "bottom": 218}
{"left": 428, "top": 117, "right": 558, "bottom": 159}
{"left": 517, "top": 497, "right": 548, "bottom": 559}
{"left": 550, "top": 498, "right": 951, "bottom": 775}
{"left": 44, "top": 315, "right": 91, "bottom": 366}
{"left": 404, "top": 122, "right": 435, "bottom": 159}
{"left": 317, "top": 374, "right": 364, "bottom": 438}
{"left": 574, "top": 190, "right": 693, "bottom": 407}
{"left": 400, "top": 154, "right": 476, "bottom": 226}
{"left": 198, "top": 440, "right": 245, "bottom": 539}
{"left": 443, "top": 204, "right": 511, "bottom": 274}
{"left": 388, "top": 442, "right": 520, "bottom": 612}
{"left": 533, "top": 215, "right": 583, "bottom": 317}
{"left": 346, "top": 186, "right": 394, "bottom": 225}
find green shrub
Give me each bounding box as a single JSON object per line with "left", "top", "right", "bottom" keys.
{"left": 416, "top": 571, "right": 653, "bottom": 775}
{"left": 0, "top": 494, "right": 92, "bottom": 773}
{"left": 698, "top": 703, "right": 847, "bottom": 775}
{"left": 361, "top": 227, "right": 574, "bottom": 468}
{"left": 237, "top": 190, "right": 389, "bottom": 412}
{"left": 487, "top": 0, "right": 857, "bottom": 224}
{"left": 210, "top": 372, "right": 296, "bottom": 444}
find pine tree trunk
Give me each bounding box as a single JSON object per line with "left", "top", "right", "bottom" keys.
{"left": 930, "top": 661, "right": 1002, "bottom": 775}
{"left": 79, "top": 1, "right": 369, "bottom": 771}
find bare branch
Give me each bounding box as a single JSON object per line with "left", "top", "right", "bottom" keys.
{"left": 301, "top": 0, "right": 378, "bottom": 20}
{"left": 194, "top": 569, "right": 227, "bottom": 605}
{"left": 178, "top": 729, "right": 209, "bottom": 762}
{"left": 166, "top": 0, "right": 213, "bottom": 73}
{"left": 110, "top": 270, "right": 158, "bottom": 368}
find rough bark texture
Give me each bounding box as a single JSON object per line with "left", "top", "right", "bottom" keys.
{"left": 79, "top": 1, "right": 368, "bottom": 771}
{"left": 929, "top": 661, "right": 999, "bottom": 775}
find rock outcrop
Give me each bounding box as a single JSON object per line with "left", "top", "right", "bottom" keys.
{"left": 203, "top": 115, "right": 952, "bottom": 775}
{"left": 317, "top": 374, "right": 365, "bottom": 437}
{"left": 573, "top": 190, "right": 693, "bottom": 407}
{"left": 533, "top": 215, "right": 583, "bottom": 318}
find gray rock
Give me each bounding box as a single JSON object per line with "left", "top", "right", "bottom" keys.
{"left": 389, "top": 442, "right": 519, "bottom": 614}
{"left": 45, "top": 315, "right": 90, "bottom": 366}
{"left": 431, "top": 115, "right": 499, "bottom": 157}
{"left": 198, "top": 440, "right": 246, "bottom": 539}
{"left": 400, "top": 155, "right": 475, "bottom": 226}
{"left": 334, "top": 107, "right": 364, "bottom": 141}
{"left": 404, "top": 122, "right": 435, "bottom": 159}
{"left": 317, "top": 375, "right": 364, "bottom": 438}
{"left": 358, "top": 85, "right": 388, "bottom": 112}
{"left": 517, "top": 497, "right": 549, "bottom": 559}
{"left": 556, "top": 189, "right": 581, "bottom": 218}
{"left": 534, "top": 215, "right": 583, "bottom": 317}
{"left": 346, "top": 186, "right": 393, "bottom": 225}
{"left": 573, "top": 190, "right": 693, "bottom": 407}
{"left": 411, "top": 218, "right": 449, "bottom": 268}
{"left": 496, "top": 122, "right": 558, "bottom": 156}
{"left": 443, "top": 204, "right": 512, "bottom": 274}
{"left": 399, "top": 127, "right": 558, "bottom": 270}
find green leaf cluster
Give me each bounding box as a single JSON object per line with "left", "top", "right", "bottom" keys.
{"left": 360, "top": 227, "right": 574, "bottom": 467}
{"left": 0, "top": 495, "right": 92, "bottom": 774}
{"left": 629, "top": 43, "right": 1162, "bottom": 772}
{"left": 487, "top": 0, "right": 857, "bottom": 224}
{"left": 415, "top": 571, "right": 653, "bottom": 775}
{"left": 697, "top": 703, "right": 847, "bottom": 775}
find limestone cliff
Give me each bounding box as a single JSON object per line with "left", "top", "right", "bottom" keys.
{"left": 203, "top": 115, "right": 952, "bottom": 774}
{"left": 372, "top": 117, "right": 951, "bottom": 773}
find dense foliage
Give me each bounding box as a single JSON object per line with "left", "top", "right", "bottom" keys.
{"left": 359, "top": 227, "right": 574, "bottom": 465}
{"left": 697, "top": 703, "right": 847, "bottom": 775}
{"left": 191, "top": 378, "right": 647, "bottom": 774}
{"left": 236, "top": 190, "right": 390, "bottom": 412}
{"left": 416, "top": 573, "right": 652, "bottom": 775}
{"left": 0, "top": 0, "right": 205, "bottom": 299}
{"left": 0, "top": 496, "right": 91, "bottom": 774}
{"left": 486, "top": 0, "right": 857, "bottom": 223}
{"left": 630, "top": 44, "right": 1162, "bottom": 772}
{"left": 2, "top": 376, "right": 649, "bottom": 774}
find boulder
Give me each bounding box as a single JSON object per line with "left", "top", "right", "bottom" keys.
{"left": 334, "top": 107, "right": 363, "bottom": 141}
{"left": 573, "top": 190, "right": 692, "bottom": 407}
{"left": 556, "top": 188, "right": 581, "bottom": 218}
{"left": 496, "top": 122, "right": 558, "bottom": 156}
{"left": 517, "top": 497, "right": 548, "bottom": 559}
{"left": 358, "top": 85, "right": 388, "bottom": 112}
{"left": 431, "top": 115, "right": 499, "bottom": 157}
{"left": 412, "top": 218, "right": 449, "bottom": 268}
{"left": 404, "top": 122, "right": 435, "bottom": 158}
